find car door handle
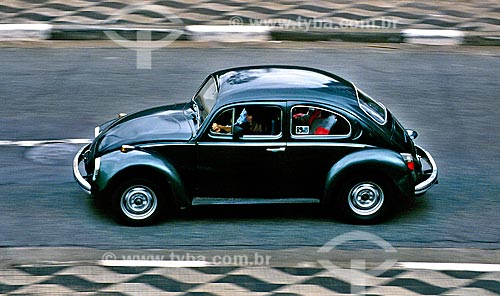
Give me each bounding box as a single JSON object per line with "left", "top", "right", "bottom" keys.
{"left": 266, "top": 147, "right": 286, "bottom": 153}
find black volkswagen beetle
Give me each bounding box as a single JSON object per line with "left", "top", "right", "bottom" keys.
{"left": 74, "top": 65, "right": 437, "bottom": 225}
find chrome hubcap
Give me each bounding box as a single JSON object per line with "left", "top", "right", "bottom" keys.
{"left": 121, "top": 185, "right": 157, "bottom": 220}
{"left": 348, "top": 182, "right": 384, "bottom": 216}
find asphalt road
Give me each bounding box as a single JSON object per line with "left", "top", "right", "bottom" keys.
{"left": 1, "top": 44, "right": 499, "bottom": 251}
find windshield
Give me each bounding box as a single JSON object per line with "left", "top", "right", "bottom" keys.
{"left": 193, "top": 76, "right": 218, "bottom": 123}
{"left": 357, "top": 90, "right": 387, "bottom": 125}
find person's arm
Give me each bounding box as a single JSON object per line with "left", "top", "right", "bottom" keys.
{"left": 212, "top": 123, "right": 232, "bottom": 133}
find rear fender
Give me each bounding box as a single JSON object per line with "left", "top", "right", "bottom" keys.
{"left": 94, "top": 149, "right": 190, "bottom": 208}
{"left": 324, "top": 149, "right": 413, "bottom": 202}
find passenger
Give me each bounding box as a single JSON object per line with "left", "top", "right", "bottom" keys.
{"left": 293, "top": 108, "right": 337, "bottom": 135}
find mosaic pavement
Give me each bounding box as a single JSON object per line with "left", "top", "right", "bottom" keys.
{"left": 1, "top": 263, "right": 500, "bottom": 295}
{"left": 0, "top": 0, "right": 499, "bottom": 32}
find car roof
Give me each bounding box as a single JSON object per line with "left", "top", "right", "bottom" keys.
{"left": 212, "top": 65, "right": 359, "bottom": 109}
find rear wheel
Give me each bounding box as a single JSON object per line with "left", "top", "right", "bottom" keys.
{"left": 340, "top": 176, "right": 392, "bottom": 223}
{"left": 112, "top": 178, "right": 165, "bottom": 226}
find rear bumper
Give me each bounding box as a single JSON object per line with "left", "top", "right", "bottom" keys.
{"left": 415, "top": 145, "right": 438, "bottom": 196}
{"left": 73, "top": 144, "right": 91, "bottom": 194}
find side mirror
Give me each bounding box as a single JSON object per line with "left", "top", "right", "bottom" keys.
{"left": 406, "top": 129, "right": 418, "bottom": 140}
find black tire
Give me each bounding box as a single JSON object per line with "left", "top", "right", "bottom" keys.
{"left": 111, "top": 178, "right": 166, "bottom": 226}
{"left": 339, "top": 175, "right": 393, "bottom": 223}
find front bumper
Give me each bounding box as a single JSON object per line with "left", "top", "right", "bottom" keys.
{"left": 414, "top": 145, "right": 438, "bottom": 196}
{"left": 73, "top": 144, "right": 91, "bottom": 194}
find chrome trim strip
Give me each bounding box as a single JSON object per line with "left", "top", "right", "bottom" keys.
{"left": 240, "top": 134, "right": 283, "bottom": 140}
{"left": 138, "top": 143, "right": 196, "bottom": 148}
{"left": 208, "top": 133, "right": 232, "bottom": 140}
{"left": 197, "top": 142, "right": 373, "bottom": 148}
{"left": 415, "top": 145, "right": 438, "bottom": 195}
{"left": 192, "top": 197, "right": 320, "bottom": 206}
{"left": 266, "top": 147, "right": 286, "bottom": 152}
{"left": 198, "top": 142, "right": 287, "bottom": 147}
{"left": 73, "top": 144, "right": 91, "bottom": 194}
{"left": 291, "top": 135, "right": 350, "bottom": 140}
{"left": 94, "top": 126, "right": 100, "bottom": 138}
{"left": 287, "top": 142, "right": 375, "bottom": 148}
{"left": 290, "top": 134, "right": 349, "bottom": 140}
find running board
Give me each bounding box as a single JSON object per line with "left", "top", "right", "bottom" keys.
{"left": 192, "top": 197, "right": 320, "bottom": 206}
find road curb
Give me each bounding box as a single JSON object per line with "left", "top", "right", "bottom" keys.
{"left": 271, "top": 28, "right": 500, "bottom": 46}
{"left": 463, "top": 34, "right": 500, "bottom": 46}
{"left": 1, "top": 24, "right": 499, "bottom": 46}
{"left": 50, "top": 25, "right": 189, "bottom": 41}
{"left": 270, "top": 29, "right": 405, "bottom": 43}
{"left": 51, "top": 26, "right": 500, "bottom": 46}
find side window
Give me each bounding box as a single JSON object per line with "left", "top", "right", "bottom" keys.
{"left": 234, "top": 106, "right": 282, "bottom": 138}
{"left": 210, "top": 105, "right": 282, "bottom": 139}
{"left": 291, "top": 105, "right": 351, "bottom": 137}
{"left": 210, "top": 108, "right": 234, "bottom": 135}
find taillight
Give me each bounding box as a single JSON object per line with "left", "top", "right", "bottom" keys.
{"left": 401, "top": 153, "right": 415, "bottom": 171}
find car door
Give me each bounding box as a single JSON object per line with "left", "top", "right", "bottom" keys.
{"left": 195, "top": 103, "right": 287, "bottom": 199}
{"left": 284, "top": 102, "right": 363, "bottom": 199}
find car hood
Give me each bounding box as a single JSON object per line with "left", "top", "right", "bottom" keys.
{"left": 95, "top": 103, "right": 194, "bottom": 154}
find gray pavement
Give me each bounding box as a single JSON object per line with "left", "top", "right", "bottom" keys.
{"left": 1, "top": 45, "right": 500, "bottom": 249}
{"left": 1, "top": 44, "right": 500, "bottom": 294}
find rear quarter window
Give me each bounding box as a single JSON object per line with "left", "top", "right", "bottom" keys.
{"left": 358, "top": 90, "right": 387, "bottom": 125}
{"left": 291, "top": 105, "right": 351, "bottom": 137}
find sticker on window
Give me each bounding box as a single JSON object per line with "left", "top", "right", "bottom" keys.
{"left": 296, "top": 126, "right": 310, "bottom": 135}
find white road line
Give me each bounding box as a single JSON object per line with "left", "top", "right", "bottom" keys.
{"left": 0, "top": 24, "right": 52, "bottom": 40}
{"left": 99, "top": 260, "right": 211, "bottom": 268}
{"left": 98, "top": 260, "right": 500, "bottom": 270}
{"left": 0, "top": 139, "right": 91, "bottom": 147}
{"left": 186, "top": 25, "right": 270, "bottom": 42}
{"left": 398, "top": 262, "right": 500, "bottom": 272}
{"left": 402, "top": 29, "right": 464, "bottom": 45}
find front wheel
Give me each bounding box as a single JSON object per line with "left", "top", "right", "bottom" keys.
{"left": 340, "top": 177, "right": 392, "bottom": 223}
{"left": 112, "top": 178, "right": 165, "bottom": 226}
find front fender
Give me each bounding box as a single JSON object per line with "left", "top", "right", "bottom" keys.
{"left": 324, "top": 148, "right": 413, "bottom": 201}
{"left": 93, "top": 149, "right": 190, "bottom": 208}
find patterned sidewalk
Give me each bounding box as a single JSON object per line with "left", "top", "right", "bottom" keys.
{"left": 1, "top": 263, "right": 500, "bottom": 295}
{"left": 0, "top": 0, "right": 499, "bottom": 32}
